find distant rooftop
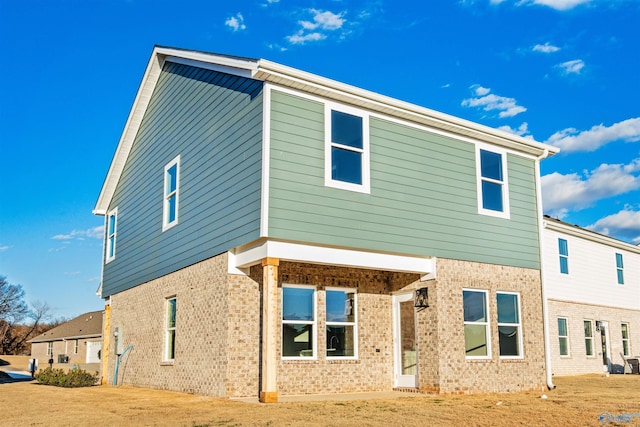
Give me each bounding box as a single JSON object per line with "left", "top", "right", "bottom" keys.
{"left": 29, "top": 310, "right": 103, "bottom": 343}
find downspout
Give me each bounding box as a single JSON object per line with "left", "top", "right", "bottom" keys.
{"left": 535, "top": 148, "right": 555, "bottom": 390}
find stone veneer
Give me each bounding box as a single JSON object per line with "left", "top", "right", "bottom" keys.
{"left": 547, "top": 299, "right": 640, "bottom": 376}
{"left": 106, "top": 253, "right": 546, "bottom": 397}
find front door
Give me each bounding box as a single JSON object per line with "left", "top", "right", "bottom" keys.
{"left": 600, "top": 322, "right": 610, "bottom": 372}
{"left": 393, "top": 292, "right": 417, "bottom": 388}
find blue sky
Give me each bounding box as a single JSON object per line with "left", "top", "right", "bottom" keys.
{"left": 1, "top": 0, "right": 639, "bottom": 319}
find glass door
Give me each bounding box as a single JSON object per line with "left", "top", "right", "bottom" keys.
{"left": 393, "top": 292, "right": 417, "bottom": 388}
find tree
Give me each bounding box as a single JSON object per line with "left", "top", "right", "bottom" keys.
{"left": 0, "top": 276, "right": 55, "bottom": 355}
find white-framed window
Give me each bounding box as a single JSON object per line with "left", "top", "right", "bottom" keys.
{"left": 324, "top": 103, "right": 370, "bottom": 194}
{"left": 558, "top": 317, "right": 570, "bottom": 357}
{"left": 622, "top": 323, "right": 630, "bottom": 357}
{"left": 282, "top": 285, "right": 316, "bottom": 359}
{"left": 164, "top": 297, "right": 176, "bottom": 361}
{"left": 584, "top": 320, "right": 594, "bottom": 357}
{"left": 476, "top": 145, "right": 510, "bottom": 219}
{"left": 463, "top": 289, "right": 490, "bottom": 359}
{"left": 163, "top": 155, "right": 180, "bottom": 231}
{"left": 47, "top": 342, "right": 53, "bottom": 357}
{"left": 558, "top": 238, "right": 569, "bottom": 274}
{"left": 497, "top": 292, "right": 523, "bottom": 358}
{"left": 616, "top": 253, "right": 624, "bottom": 285}
{"left": 74, "top": 339, "right": 79, "bottom": 354}
{"left": 325, "top": 288, "right": 357, "bottom": 359}
{"left": 106, "top": 207, "right": 117, "bottom": 263}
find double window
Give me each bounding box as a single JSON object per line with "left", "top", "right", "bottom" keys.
{"left": 622, "top": 323, "right": 630, "bottom": 357}
{"left": 164, "top": 297, "right": 176, "bottom": 361}
{"left": 616, "top": 253, "right": 624, "bottom": 285}
{"left": 558, "top": 238, "right": 569, "bottom": 274}
{"left": 497, "top": 292, "right": 523, "bottom": 358}
{"left": 325, "top": 105, "right": 370, "bottom": 194}
{"left": 584, "top": 320, "right": 594, "bottom": 357}
{"left": 463, "top": 290, "right": 490, "bottom": 358}
{"left": 163, "top": 156, "right": 180, "bottom": 231}
{"left": 106, "top": 208, "right": 117, "bottom": 263}
{"left": 476, "top": 147, "right": 510, "bottom": 219}
{"left": 558, "top": 317, "right": 569, "bottom": 356}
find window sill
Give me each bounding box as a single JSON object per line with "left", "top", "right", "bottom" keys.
{"left": 160, "top": 361, "right": 175, "bottom": 366}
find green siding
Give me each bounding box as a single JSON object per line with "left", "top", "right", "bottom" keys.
{"left": 268, "top": 90, "right": 541, "bottom": 269}
{"left": 102, "top": 62, "right": 264, "bottom": 297}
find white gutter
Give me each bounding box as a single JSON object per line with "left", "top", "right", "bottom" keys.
{"left": 535, "top": 148, "right": 555, "bottom": 390}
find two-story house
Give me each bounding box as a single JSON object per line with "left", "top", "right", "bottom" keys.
{"left": 94, "top": 46, "right": 559, "bottom": 401}
{"left": 543, "top": 216, "right": 640, "bottom": 375}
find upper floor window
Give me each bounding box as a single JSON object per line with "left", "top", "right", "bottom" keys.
{"left": 616, "top": 253, "right": 624, "bottom": 284}
{"left": 558, "top": 238, "right": 569, "bottom": 274}
{"left": 463, "top": 289, "right": 490, "bottom": 358}
{"left": 164, "top": 297, "right": 176, "bottom": 361}
{"left": 476, "top": 147, "right": 510, "bottom": 219}
{"left": 282, "top": 285, "right": 316, "bottom": 359}
{"left": 558, "top": 317, "right": 569, "bottom": 356}
{"left": 163, "top": 156, "right": 180, "bottom": 231}
{"left": 325, "top": 105, "right": 370, "bottom": 194}
{"left": 497, "top": 292, "right": 523, "bottom": 358}
{"left": 106, "top": 208, "right": 117, "bottom": 263}
{"left": 584, "top": 320, "right": 594, "bottom": 357}
{"left": 622, "top": 323, "right": 630, "bottom": 357}
{"left": 326, "top": 288, "right": 357, "bottom": 359}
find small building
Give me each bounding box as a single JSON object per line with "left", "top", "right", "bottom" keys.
{"left": 94, "top": 46, "right": 559, "bottom": 400}
{"left": 29, "top": 311, "right": 103, "bottom": 369}
{"left": 543, "top": 216, "right": 640, "bottom": 375}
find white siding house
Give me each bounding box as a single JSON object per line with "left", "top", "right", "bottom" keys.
{"left": 543, "top": 216, "right": 640, "bottom": 375}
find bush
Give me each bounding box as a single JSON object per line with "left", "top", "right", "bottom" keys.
{"left": 35, "top": 367, "right": 99, "bottom": 388}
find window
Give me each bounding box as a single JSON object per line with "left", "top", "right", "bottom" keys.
{"left": 463, "top": 289, "right": 490, "bottom": 358}
{"left": 558, "top": 317, "right": 569, "bottom": 356}
{"left": 497, "top": 292, "right": 523, "bottom": 358}
{"left": 326, "top": 289, "right": 357, "bottom": 358}
{"left": 163, "top": 156, "right": 180, "bottom": 231}
{"left": 325, "top": 105, "right": 370, "bottom": 193}
{"left": 74, "top": 339, "right": 79, "bottom": 354}
{"left": 616, "top": 253, "right": 624, "bottom": 284}
{"left": 558, "top": 238, "right": 569, "bottom": 274}
{"left": 584, "top": 320, "right": 594, "bottom": 357}
{"left": 622, "top": 323, "right": 630, "bottom": 357}
{"left": 282, "top": 285, "right": 316, "bottom": 359}
{"left": 476, "top": 147, "right": 509, "bottom": 218}
{"left": 164, "top": 297, "right": 176, "bottom": 361}
{"left": 106, "top": 207, "right": 117, "bottom": 263}
{"left": 47, "top": 342, "right": 53, "bottom": 357}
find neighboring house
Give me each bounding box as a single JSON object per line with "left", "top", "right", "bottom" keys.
{"left": 93, "top": 46, "right": 559, "bottom": 401}
{"left": 543, "top": 216, "right": 640, "bottom": 375}
{"left": 29, "top": 311, "right": 103, "bottom": 367}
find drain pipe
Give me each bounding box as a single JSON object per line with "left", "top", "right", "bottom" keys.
{"left": 535, "top": 148, "right": 555, "bottom": 390}
{"left": 113, "top": 345, "right": 134, "bottom": 386}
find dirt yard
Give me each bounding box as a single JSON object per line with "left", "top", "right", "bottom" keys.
{"left": 2, "top": 356, "right": 639, "bottom": 426}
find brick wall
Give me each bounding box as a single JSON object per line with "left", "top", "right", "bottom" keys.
{"left": 548, "top": 299, "right": 640, "bottom": 376}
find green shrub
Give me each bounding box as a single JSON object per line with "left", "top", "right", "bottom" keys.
{"left": 35, "top": 367, "right": 99, "bottom": 388}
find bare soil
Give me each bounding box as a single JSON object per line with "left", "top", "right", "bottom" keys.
{"left": 2, "top": 356, "right": 639, "bottom": 426}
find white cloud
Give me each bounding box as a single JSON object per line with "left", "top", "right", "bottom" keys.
{"left": 542, "top": 159, "right": 640, "bottom": 217}
{"left": 529, "top": 0, "right": 590, "bottom": 10}
{"left": 498, "top": 122, "right": 532, "bottom": 137}
{"left": 587, "top": 208, "right": 640, "bottom": 244}
{"left": 225, "top": 13, "right": 247, "bottom": 32}
{"left": 532, "top": 42, "right": 560, "bottom": 53}
{"left": 52, "top": 226, "right": 104, "bottom": 241}
{"left": 558, "top": 59, "right": 585, "bottom": 75}
{"left": 0, "top": 245, "right": 9, "bottom": 252}
{"left": 546, "top": 117, "right": 640, "bottom": 153}
{"left": 461, "top": 85, "right": 527, "bottom": 118}
{"left": 287, "top": 9, "right": 345, "bottom": 45}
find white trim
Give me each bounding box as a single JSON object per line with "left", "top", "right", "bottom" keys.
{"left": 463, "top": 288, "right": 491, "bottom": 360}
{"left": 282, "top": 284, "right": 317, "bottom": 360}
{"left": 261, "top": 85, "right": 273, "bottom": 237}
{"left": 557, "top": 316, "right": 570, "bottom": 357}
{"left": 325, "top": 287, "right": 358, "bottom": 360}
{"left": 393, "top": 292, "right": 417, "bottom": 388}
{"left": 229, "top": 239, "right": 434, "bottom": 275}
{"left": 164, "top": 55, "right": 254, "bottom": 79}
{"left": 475, "top": 144, "right": 510, "bottom": 219}
{"left": 496, "top": 291, "right": 524, "bottom": 360}
{"left": 324, "top": 102, "right": 371, "bottom": 194}
{"left": 162, "top": 155, "right": 180, "bottom": 232}
{"left": 105, "top": 207, "right": 118, "bottom": 264}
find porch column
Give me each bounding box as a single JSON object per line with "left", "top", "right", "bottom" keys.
{"left": 260, "top": 257, "right": 279, "bottom": 403}
{"left": 101, "top": 303, "right": 111, "bottom": 385}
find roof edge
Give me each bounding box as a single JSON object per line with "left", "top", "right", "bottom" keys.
{"left": 544, "top": 217, "right": 640, "bottom": 254}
